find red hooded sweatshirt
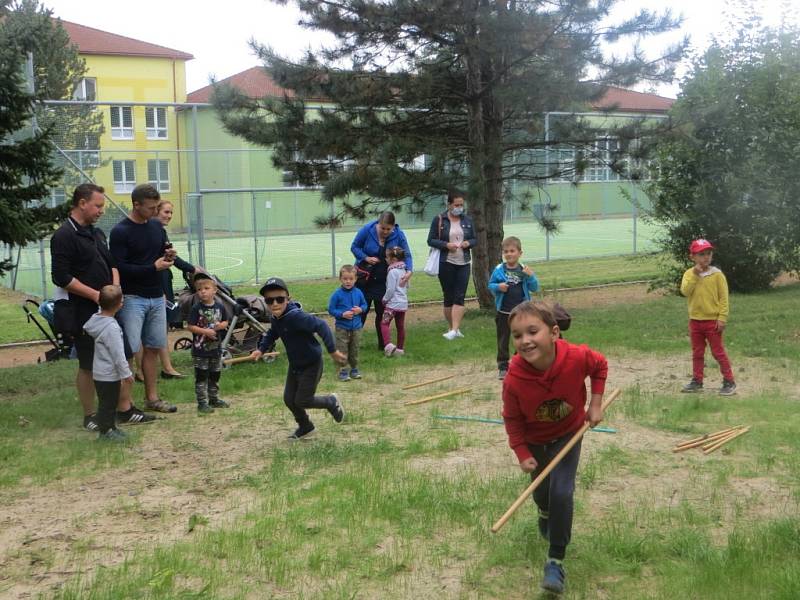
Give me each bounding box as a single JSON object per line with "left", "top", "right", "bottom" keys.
{"left": 502, "top": 339, "right": 608, "bottom": 462}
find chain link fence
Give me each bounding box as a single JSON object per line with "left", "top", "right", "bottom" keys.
{"left": 1, "top": 99, "right": 658, "bottom": 299}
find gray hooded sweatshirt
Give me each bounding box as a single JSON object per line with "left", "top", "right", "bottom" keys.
{"left": 83, "top": 314, "right": 132, "bottom": 382}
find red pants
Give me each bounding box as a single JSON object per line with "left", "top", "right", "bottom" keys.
{"left": 381, "top": 308, "right": 406, "bottom": 349}
{"left": 689, "top": 319, "right": 734, "bottom": 382}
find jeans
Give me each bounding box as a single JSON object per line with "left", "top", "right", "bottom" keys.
{"left": 117, "top": 295, "right": 167, "bottom": 352}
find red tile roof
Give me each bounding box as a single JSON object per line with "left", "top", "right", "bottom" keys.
{"left": 591, "top": 86, "right": 674, "bottom": 113}
{"left": 187, "top": 67, "right": 302, "bottom": 103}
{"left": 188, "top": 68, "right": 674, "bottom": 114}
{"left": 59, "top": 20, "right": 193, "bottom": 61}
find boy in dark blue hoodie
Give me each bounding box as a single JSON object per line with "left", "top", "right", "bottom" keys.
{"left": 328, "top": 265, "right": 368, "bottom": 381}
{"left": 251, "top": 277, "right": 347, "bottom": 439}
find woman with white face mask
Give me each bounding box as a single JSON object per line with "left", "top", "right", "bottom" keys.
{"left": 426, "top": 190, "right": 478, "bottom": 340}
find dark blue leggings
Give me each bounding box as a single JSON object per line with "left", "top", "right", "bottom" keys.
{"left": 437, "top": 262, "right": 470, "bottom": 306}
{"left": 529, "top": 433, "right": 583, "bottom": 559}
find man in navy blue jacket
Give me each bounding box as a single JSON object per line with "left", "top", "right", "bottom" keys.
{"left": 251, "top": 277, "right": 347, "bottom": 439}
{"left": 110, "top": 184, "right": 177, "bottom": 413}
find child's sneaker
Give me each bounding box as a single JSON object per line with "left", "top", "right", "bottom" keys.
{"left": 328, "top": 394, "right": 345, "bottom": 423}
{"left": 393, "top": 348, "right": 405, "bottom": 357}
{"left": 338, "top": 368, "right": 350, "bottom": 382}
{"left": 384, "top": 343, "right": 396, "bottom": 357}
{"left": 197, "top": 403, "right": 215, "bottom": 414}
{"left": 289, "top": 422, "right": 315, "bottom": 440}
{"left": 498, "top": 368, "right": 507, "bottom": 380}
{"left": 719, "top": 380, "right": 737, "bottom": 396}
{"left": 442, "top": 330, "right": 458, "bottom": 341}
{"left": 455, "top": 329, "right": 464, "bottom": 338}
{"left": 349, "top": 368, "right": 362, "bottom": 380}
{"left": 210, "top": 398, "right": 230, "bottom": 408}
{"left": 541, "top": 559, "right": 565, "bottom": 594}
{"left": 98, "top": 428, "right": 128, "bottom": 442}
{"left": 117, "top": 406, "right": 157, "bottom": 425}
{"left": 681, "top": 379, "right": 703, "bottom": 393}
{"left": 83, "top": 414, "right": 99, "bottom": 432}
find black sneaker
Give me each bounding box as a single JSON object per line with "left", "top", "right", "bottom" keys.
{"left": 328, "top": 394, "right": 344, "bottom": 423}
{"left": 197, "top": 403, "right": 215, "bottom": 414}
{"left": 117, "top": 406, "right": 158, "bottom": 425}
{"left": 498, "top": 368, "right": 508, "bottom": 380}
{"left": 681, "top": 379, "right": 703, "bottom": 393}
{"left": 209, "top": 398, "right": 230, "bottom": 408}
{"left": 98, "top": 428, "right": 128, "bottom": 442}
{"left": 541, "top": 559, "right": 566, "bottom": 594}
{"left": 289, "top": 422, "right": 315, "bottom": 440}
{"left": 83, "top": 414, "right": 99, "bottom": 432}
{"left": 719, "top": 380, "right": 737, "bottom": 396}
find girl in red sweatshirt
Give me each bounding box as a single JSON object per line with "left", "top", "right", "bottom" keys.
{"left": 502, "top": 301, "right": 607, "bottom": 595}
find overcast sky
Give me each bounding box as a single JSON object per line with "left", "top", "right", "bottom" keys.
{"left": 42, "top": 0, "right": 799, "bottom": 98}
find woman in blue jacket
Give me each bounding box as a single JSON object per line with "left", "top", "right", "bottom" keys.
{"left": 427, "top": 190, "right": 477, "bottom": 340}
{"left": 350, "top": 211, "right": 413, "bottom": 350}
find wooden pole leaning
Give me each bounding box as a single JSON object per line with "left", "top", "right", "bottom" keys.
{"left": 223, "top": 352, "right": 279, "bottom": 366}
{"left": 405, "top": 387, "right": 472, "bottom": 406}
{"left": 672, "top": 426, "right": 745, "bottom": 452}
{"left": 402, "top": 374, "right": 456, "bottom": 390}
{"left": 491, "top": 388, "right": 621, "bottom": 534}
{"left": 702, "top": 426, "right": 750, "bottom": 455}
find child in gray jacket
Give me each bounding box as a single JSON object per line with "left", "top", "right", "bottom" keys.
{"left": 381, "top": 247, "right": 409, "bottom": 357}
{"left": 83, "top": 285, "right": 134, "bottom": 441}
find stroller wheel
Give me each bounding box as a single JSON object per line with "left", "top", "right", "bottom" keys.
{"left": 174, "top": 337, "right": 192, "bottom": 351}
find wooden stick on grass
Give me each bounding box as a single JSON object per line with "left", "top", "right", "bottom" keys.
{"left": 491, "top": 388, "right": 621, "bottom": 534}
{"left": 402, "top": 374, "right": 456, "bottom": 390}
{"left": 223, "top": 352, "right": 279, "bottom": 366}
{"left": 404, "top": 387, "right": 472, "bottom": 406}
{"left": 673, "top": 426, "right": 745, "bottom": 452}
{"left": 702, "top": 427, "right": 750, "bottom": 454}
{"left": 673, "top": 425, "right": 743, "bottom": 449}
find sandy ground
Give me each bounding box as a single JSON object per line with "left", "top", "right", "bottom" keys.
{"left": 1, "top": 280, "right": 797, "bottom": 598}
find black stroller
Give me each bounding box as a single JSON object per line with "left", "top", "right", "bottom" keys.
{"left": 22, "top": 299, "right": 73, "bottom": 363}
{"left": 173, "top": 273, "right": 275, "bottom": 368}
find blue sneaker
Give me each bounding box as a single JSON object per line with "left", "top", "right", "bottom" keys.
{"left": 338, "top": 369, "right": 350, "bottom": 382}
{"left": 349, "top": 368, "right": 361, "bottom": 380}
{"left": 541, "top": 560, "right": 565, "bottom": 594}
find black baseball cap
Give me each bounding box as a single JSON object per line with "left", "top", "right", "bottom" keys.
{"left": 259, "top": 277, "right": 289, "bottom": 296}
{"left": 193, "top": 272, "right": 214, "bottom": 284}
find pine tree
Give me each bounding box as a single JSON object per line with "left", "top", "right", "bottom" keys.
{"left": 214, "top": 0, "right": 684, "bottom": 306}
{"left": 0, "top": 0, "right": 66, "bottom": 276}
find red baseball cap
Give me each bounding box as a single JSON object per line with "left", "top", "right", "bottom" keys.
{"left": 689, "top": 239, "right": 714, "bottom": 254}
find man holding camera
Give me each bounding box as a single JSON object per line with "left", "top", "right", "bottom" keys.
{"left": 110, "top": 183, "right": 178, "bottom": 413}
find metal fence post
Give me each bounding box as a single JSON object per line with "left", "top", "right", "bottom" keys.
{"left": 252, "top": 192, "right": 260, "bottom": 283}
{"left": 38, "top": 239, "right": 48, "bottom": 298}
{"left": 330, "top": 199, "right": 337, "bottom": 278}
{"left": 191, "top": 106, "right": 205, "bottom": 268}
{"left": 632, "top": 204, "right": 638, "bottom": 254}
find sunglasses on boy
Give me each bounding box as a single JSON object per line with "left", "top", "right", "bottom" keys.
{"left": 265, "top": 296, "right": 287, "bottom": 305}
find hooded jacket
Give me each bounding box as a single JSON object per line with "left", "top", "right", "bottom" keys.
{"left": 488, "top": 262, "right": 540, "bottom": 312}
{"left": 257, "top": 301, "right": 336, "bottom": 368}
{"left": 328, "top": 285, "right": 368, "bottom": 331}
{"left": 83, "top": 314, "right": 133, "bottom": 382}
{"left": 382, "top": 262, "right": 409, "bottom": 310}
{"left": 502, "top": 339, "right": 607, "bottom": 461}
{"left": 350, "top": 220, "right": 414, "bottom": 272}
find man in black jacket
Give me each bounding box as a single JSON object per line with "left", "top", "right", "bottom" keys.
{"left": 50, "top": 184, "right": 155, "bottom": 429}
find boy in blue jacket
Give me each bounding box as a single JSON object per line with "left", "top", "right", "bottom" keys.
{"left": 489, "top": 236, "right": 540, "bottom": 380}
{"left": 328, "top": 265, "right": 368, "bottom": 381}
{"left": 251, "top": 277, "right": 347, "bottom": 439}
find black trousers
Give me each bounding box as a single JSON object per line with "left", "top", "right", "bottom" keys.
{"left": 283, "top": 358, "right": 335, "bottom": 426}
{"left": 495, "top": 311, "right": 512, "bottom": 369}
{"left": 359, "top": 279, "right": 387, "bottom": 349}
{"left": 93, "top": 379, "right": 120, "bottom": 433}
{"left": 529, "top": 433, "right": 583, "bottom": 559}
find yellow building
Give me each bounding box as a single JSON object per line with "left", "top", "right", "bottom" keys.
{"left": 60, "top": 20, "right": 193, "bottom": 211}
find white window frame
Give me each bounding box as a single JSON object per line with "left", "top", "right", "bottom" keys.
{"left": 110, "top": 106, "right": 134, "bottom": 140}
{"left": 147, "top": 159, "right": 170, "bottom": 192}
{"left": 145, "top": 107, "right": 168, "bottom": 140}
{"left": 113, "top": 160, "right": 136, "bottom": 193}
{"left": 73, "top": 78, "right": 97, "bottom": 101}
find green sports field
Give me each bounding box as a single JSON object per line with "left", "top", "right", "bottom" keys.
{"left": 2, "top": 216, "right": 660, "bottom": 298}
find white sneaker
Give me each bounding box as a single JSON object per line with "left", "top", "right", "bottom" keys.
{"left": 394, "top": 348, "right": 405, "bottom": 357}
{"left": 384, "top": 343, "right": 397, "bottom": 357}
{"left": 443, "top": 330, "right": 457, "bottom": 340}
{"left": 455, "top": 329, "right": 464, "bottom": 338}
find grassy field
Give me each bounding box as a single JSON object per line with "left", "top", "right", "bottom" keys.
{"left": 2, "top": 216, "right": 661, "bottom": 300}
{"left": 1, "top": 283, "right": 798, "bottom": 598}
{"left": 0, "top": 253, "right": 662, "bottom": 345}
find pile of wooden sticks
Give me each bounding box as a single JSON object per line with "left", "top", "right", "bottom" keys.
{"left": 672, "top": 425, "right": 751, "bottom": 455}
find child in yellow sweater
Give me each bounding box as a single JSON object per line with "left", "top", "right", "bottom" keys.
{"left": 680, "top": 239, "right": 736, "bottom": 395}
